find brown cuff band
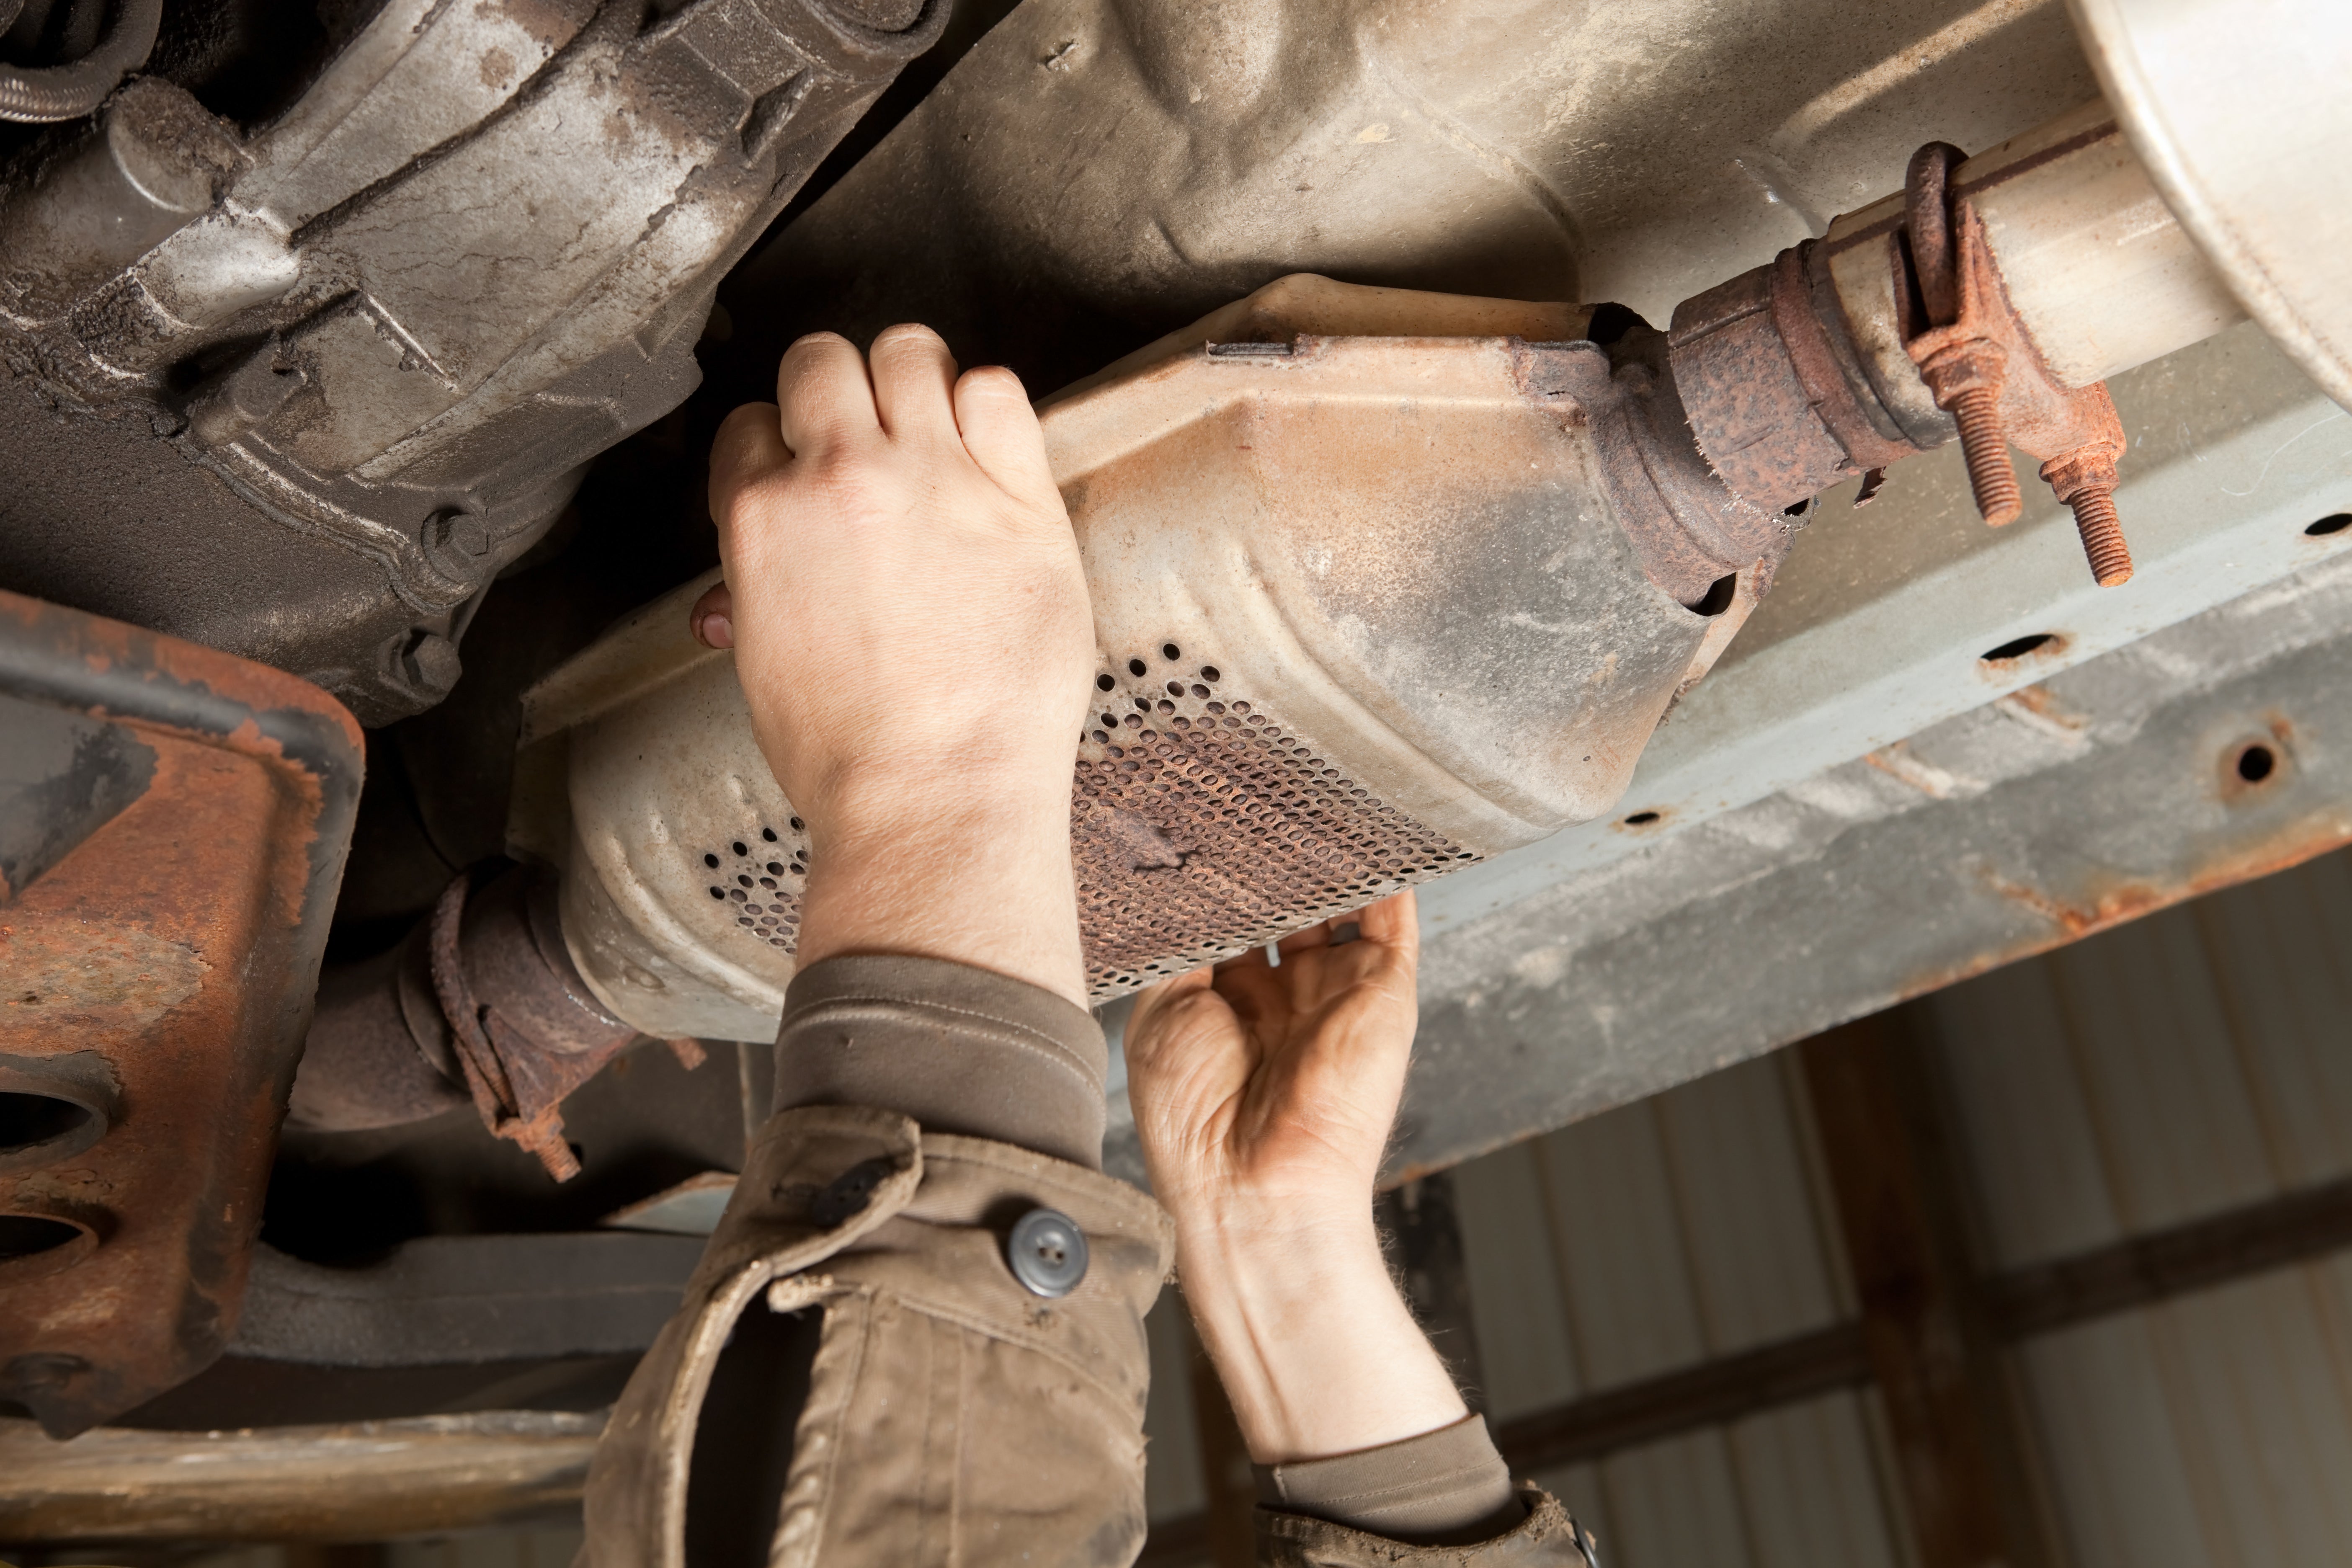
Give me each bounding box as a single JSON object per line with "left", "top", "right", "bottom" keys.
{"left": 1255, "top": 1413, "right": 1523, "bottom": 1547}
{"left": 775, "top": 955, "right": 1108, "bottom": 1170}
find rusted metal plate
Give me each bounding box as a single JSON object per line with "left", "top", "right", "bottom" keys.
{"left": 0, "top": 589, "right": 363, "bottom": 1435}
{"left": 0, "top": 1411, "right": 598, "bottom": 1541}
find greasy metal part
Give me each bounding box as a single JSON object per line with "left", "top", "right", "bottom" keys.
{"left": 2067, "top": 0, "right": 2352, "bottom": 409}
{"left": 0, "top": 588, "right": 362, "bottom": 1436}
{"left": 0, "top": 0, "right": 945, "bottom": 724}
{"left": 0, "top": 0, "right": 158, "bottom": 122}
{"left": 0, "top": 1410, "right": 603, "bottom": 1540}
{"left": 516, "top": 279, "right": 1778, "bottom": 1034}
{"left": 288, "top": 862, "right": 642, "bottom": 1177}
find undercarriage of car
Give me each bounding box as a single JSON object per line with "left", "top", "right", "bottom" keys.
{"left": 0, "top": 0, "right": 2347, "bottom": 1541}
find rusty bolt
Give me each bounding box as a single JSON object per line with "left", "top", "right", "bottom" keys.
{"left": 1913, "top": 338, "right": 2023, "bottom": 526}
{"left": 2042, "top": 448, "right": 2133, "bottom": 587}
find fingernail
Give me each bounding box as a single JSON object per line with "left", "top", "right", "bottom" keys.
{"left": 698, "top": 613, "right": 733, "bottom": 649}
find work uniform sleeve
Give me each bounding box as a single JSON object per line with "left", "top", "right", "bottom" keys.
{"left": 1251, "top": 1416, "right": 1603, "bottom": 1565}
{"left": 583, "top": 958, "right": 1173, "bottom": 1568}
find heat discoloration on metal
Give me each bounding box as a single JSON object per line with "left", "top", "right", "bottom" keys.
{"left": 0, "top": 589, "right": 361, "bottom": 1436}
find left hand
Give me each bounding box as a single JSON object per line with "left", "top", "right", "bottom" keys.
{"left": 1126, "top": 891, "right": 1470, "bottom": 1463}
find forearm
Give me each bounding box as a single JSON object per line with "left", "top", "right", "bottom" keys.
{"left": 794, "top": 771, "right": 1086, "bottom": 1008}
{"left": 1174, "top": 1194, "right": 1467, "bottom": 1464}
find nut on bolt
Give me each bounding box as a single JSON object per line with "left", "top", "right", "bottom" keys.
{"left": 2041, "top": 444, "right": 2132, "bottom": 587}
{"left": 1900, "top": 138, "right": 2133, "bottom": 586}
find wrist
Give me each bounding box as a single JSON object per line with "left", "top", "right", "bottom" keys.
{"left": 1175, "top": 1198, "right": 1467, "bottom": 1464}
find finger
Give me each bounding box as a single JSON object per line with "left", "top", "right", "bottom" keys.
{"left": 867, "top": 324, "right": 962, "bottom": 445}
{"left": 689, "top": 581, "right": 733, "bottom": 650}
{"left": 774, "top": 332, "right": 878, "bottom": 460}
{"left": 708, "top": 402, "right": 789, "bottom": 528}
{"left": 1355, "top": 888, "right": 1421, "bottom": 967}
{"left": 1276, "top": 920, "right": 1333, "bottom": 957}
{"left": 953, "top": 365, "right": 1059, "bottom": 507}
{"left": 1126, "top": 966, "right": 1215, "bottom": 1070}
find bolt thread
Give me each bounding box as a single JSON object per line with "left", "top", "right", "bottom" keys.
{"left": 1950, "top": 387, "right": 2022, "bottom": 525}
{"left": 2071, "top": 486, "right": 2133, "bottom": 587}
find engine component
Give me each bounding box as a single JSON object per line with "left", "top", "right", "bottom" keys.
{"left": 0, "top": 0, "right": 162, "bottom": 124}
{"left": 504, "top": 278, "right": 1780, "bottom": 1040}
{"left": 0, "top": 587, "right": 361, "bottom": 1436}
{"left": 288, "top": 861, "right": 663, "bottom": 1179}
{"left": 0, "top": 0, "right": 946, "bottom": 725}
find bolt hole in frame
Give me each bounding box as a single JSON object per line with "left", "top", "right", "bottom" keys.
{"left": 0, "top": 1214, "right": 87, "bottom": 1264}
{"left": 1619, "top": 809, "right": 1663, "bottom": 829}
{"left": 1979, "top": 631, "right": 2061, "bottom": 664}
{"left": 2308, "top": 513, "right": 2352, "bottom": 538}
{"left": 0, "top": 1093, "right": 98, "bottom": 1164}
{"left": 2235, "top": 743, "right": 2277, "bottom": 784}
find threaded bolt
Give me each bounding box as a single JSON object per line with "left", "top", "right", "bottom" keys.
{"left": 2069, "top": 484, "right": 2133, "bottom": 587}
{"left": 1949, "top": 387, "right": 2022, "bottom": 526}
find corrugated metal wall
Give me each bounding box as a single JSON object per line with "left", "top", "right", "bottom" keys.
{"left": 1142, "top": 847, "right": 2352, "bottom": 1568}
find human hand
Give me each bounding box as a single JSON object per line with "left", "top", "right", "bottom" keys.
{"left": 1126, "top": 892, "right": 1468, "bottom": 1462}
{"left": 701, "top": 327, "right": 1094, "bottom": 1005}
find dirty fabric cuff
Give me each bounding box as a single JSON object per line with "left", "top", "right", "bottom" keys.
{"left": 775, "top": 955, "right": 1108, "bottom": 1169}
{"left": 1255, "top": 1413, "right": 1523, "bottom": 1546}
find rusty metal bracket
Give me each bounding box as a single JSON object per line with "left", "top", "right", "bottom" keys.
{"left": 0, "top": 588, "right": 362, "bottom": 1436}
{"left": 428, "top": 867, "right": 640, "bottom": 1182}
{"left": 1903, "top": 141, "right": 2134, "bottom": 585}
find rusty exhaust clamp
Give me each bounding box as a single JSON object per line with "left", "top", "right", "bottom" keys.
{"left": 1902, "top": 142, "right": 2133, "bottom": 586}
{"left": 1667, "top": 142, "right": 2134, "bottom": 589}
{"left": 286, "top": 861, "right": 673, "bottom": 1181}
{"left": 0, "top": 588, "right": 361, "bottom": 1436}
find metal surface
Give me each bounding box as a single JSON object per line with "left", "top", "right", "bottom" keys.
{"left": 0, "top": 588, "right": 362, "bottom": 1436}
{"left": 0, "top": 0, "right": 160, "bottom": 123}
{"left": 0, "top": 1409, "right": 602, "bottom": 1541}
{"left": 1365, "top": 525, "right": 2352, "bottom": 1188}
{"left": 2067, "top": 0, "right": 2352, "bottom": 410}
{"left": 289, "top": 862, "right": 647, "bottom": 1179}
{"left": 718, "top": 0, "right": 2106, "bottom": 401}
{"left": 521, "top": 280, "right": 1782, "bottom": 1032}
{"left": 231, "top": 1234, "right": 701, "bottom": 1367}
{"left": 0, "top": 0, "right": 943, "bottom": 724}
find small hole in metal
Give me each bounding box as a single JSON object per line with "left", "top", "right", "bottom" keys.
{"left": 1128, "top": 658, "right": 1147, "bottom": 676}
{"left": 1981, "top": 633, "right": 2057, "bottom": 663}
{"left": 704, "top": 853, "right": 720, "bottom": 868}
{"left": 2236, "top": 744, "right": 2276, "bottom": 783}
{"left": 0, "top": 1215, "right": 82, "bottom": 1262}
{"left": 1622, "top": 810, "right": 1661, "bottom": 826}
{"left": 2306, "top": 513, "right": 2352, "bottom": 537}
{"left": 1163, "top": 643, "right": 1181, "bottom": 660}
{"left": 0, "top": 1095, "right": 92, "bottom": 1155}
{"left": 1097, "top": 673, "right": 1116, "bottom": 690}
{"left": 732, "top": 841, "right": 748, "bottom": 857}
{"left": 1201, "top": 666, "right": 1220, "bottom": 681}
{"left": 761, "top": 828, "right": 778, "bottom": 842}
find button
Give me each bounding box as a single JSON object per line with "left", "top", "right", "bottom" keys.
{"left": 1006, "top": 1207, "right": 1088, "bottom": 1297}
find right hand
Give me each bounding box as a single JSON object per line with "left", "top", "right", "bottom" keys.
{"left": 699, "top": 327, "right": 1096, "bottom": 1004}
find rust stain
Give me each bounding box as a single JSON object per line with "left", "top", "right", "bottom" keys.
{"left": 1905, "top": 809, "right": 2352, "bottom": 1001}
{"left": 0, "top": 588, "right": 360, "bottom": 1436}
